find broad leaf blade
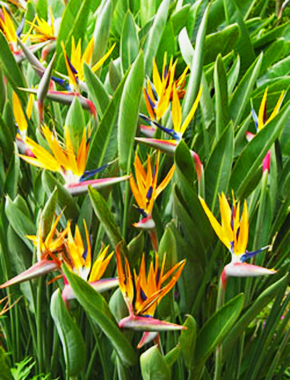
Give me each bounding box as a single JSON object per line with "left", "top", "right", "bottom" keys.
{"left": 205, "top": 123, "right": 234, "bottom": 210}
{"left": 230, "top": 102, "right": 290, "bottom": 198}
{"left": 118, "top": 52, "right": 144, "bottom": 172}
{"left": 51, "top": 289, "right": 86, "bottom": 376}
{"left": 121, "top": 11, "right": 139, "bottom": 74}
{"left": 195, "top": 293, "right": 244, "bottom": 364}
{"left": 144, "top": 0, "right": 170, "bottom": 76}
{"left": 62, "top": 265, "right": 137, "bottom": 366}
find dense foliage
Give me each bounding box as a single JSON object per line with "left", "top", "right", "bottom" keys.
{"left": 0, "top": 0, "right": 290, "bottom": 379}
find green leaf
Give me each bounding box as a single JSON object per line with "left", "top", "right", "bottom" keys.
{"left": 118, "top": 51, "right": 144, "bottom": 172}
{"left": 179, "top": 315, "right": 197, "bottom": 370}
{"left": 253, "top": 21, "right": 290, "bottom": 49}
{"left": 128, "top": 231, "right": 144, "bottom": 268}
{"left": 140, "top": 0, "right": 156, "bottom": 26}
{"left": 121, "top": 11, "right": 139, "bottom": 75}
{"left": 229, "top": 53, "right": 263, "bottom": 128}
{"left": 42, "top": 171, "right": 80, "bottom": 222}
{"left": 223, "top": 0, "right": 255, "bottom": 73}
{"left": 205, "top": 123, "right": 233, "bottom": 210}
{"left": 171, "top": 5, "right": 191, "bottom": 35}
{"left": 263, "top": 55, "right": 290, "bottom": 80}
{"left": 178, "top": 27, "right": 214, "bottom": 130}
{"left": 214, "top": 54, "right": 229, "bottom": 139}
{"left": 5, "top": 195, "right": 35, "bottom": 248}
{"left": 170, "top": 4, "right": 192, "bottom": 35}
{"left": 182, "top": 5, "right": 209, "bottom": 119}
{"left": 204, "top": 23, "right": 240, "bottom": 65}
{"left": 164, "top": 346, "right": 181, "bottom": 367}
{"left": 4, "top": 143, "right": 19, "bottom": 200}
{"left": 158, "top": 225, "right": 177, "bottom": 318}
{"left": 41, "top": 188, "right": 58, "bottom": 238}
{"left": 109, "top": 288, "right": 128, "bottom": 322}
{"left": 227, "top": 55, "right": 240, "bottom": 95}
{"left": 109, "top": 59, "right": 122, "bottom": 91}
{"left": 144, "top": 0, "right": 170, "bottom": 76}
{"left": 0, "top": 347, "right": 13, "bottom": 380}
{"left": 55, "top": 0, "right": 91, "bottom": 71}
{"left": 140, "top": 345, "right": 171, "bottom": 380}
{"left": 0, "top": 67, "right": 6, "bottom": 112}
{"left": 194, "top": 293, "right": 244, "bottom": 365}
{"left": 174, "top": 142, "right": 213, "bottom": 260}
{"left": 86, "top": 71, "right": 127, "bottom": 170}
{"left": 223, "top": 275, "right": 288, "bottom": 355}
{"left": 260, "top": 38, "right": 286, "bottom": 76}
{"left": 36, "top": 0, "right": 48, "bottom": 20}
{"left": 169, "top": 223, "right": 204, "bottom": 313}
{"left": 111, "top": 0, "right": 128, "bottom": 37}
{"left": 208, "top": 0, "right": 225, "bottom": 33}
{"left": 230, "top": 102, "right": 290, "bottom": 198}
{"left": 62, "top": 265, "right": 137, "bottom": 366}
{"left": 50, "top": 289, "right": 86, "bottom": 376}
{"left": 83, "top": 63, "right": 110, "bottom": 118}
{"left": 156, "top": 21, "right": 176, "bottom": 67}
{"left": 92, "top": 0, "right": 112, "bottom": 66}
{"left": 65, "top": 97, "right": 86, "bottom": 154}
{"left": 7, "top": 225, "right": 34, "bottom": 306}
{"left": 0, "top": 32, "right": 26, "bottom": 102}
{"left": 88, "top": 187, "right": 128, "bottom": 254}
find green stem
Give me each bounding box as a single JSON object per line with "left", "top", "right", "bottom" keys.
{"left": 265, "top": 328, "right": 290, "bottom": 380}
{"left": 122, "top": 180, "right": 130, "bottom": 239}
{"left": 85, "top": 342, "right": 99, "bottom": 380}
{"left": 246, "top": 170, "right": 268, "bottom": 304}
{"left": 88, "top": 316, "right": 109, "bottom": 380}
{"left": 214, "top": 278, "right": 225, "bottom": 380}
{"left": 26, "top": 307, "right": 37, "bottom": 356}
{"left": 50, "top": 326, "right": 60, "bottom": 377}
{"left": 149, "top": 227, "right": 158, "bottom": 252}
{"left": 253, "top": 170, "right": 268, "bottom": 260}
{"left": 36, "top": 277, "right": 44, "bottom": 372}
{"left": 198, "top": 166, "right": 205, "bottom": 198}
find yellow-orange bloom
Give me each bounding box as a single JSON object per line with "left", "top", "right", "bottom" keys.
{"left": 130, "top": 152, "right": 175, "bottom": 219}
{"left": 116, "top": 244, "right": 185, "bottom": 317}
{"left": 20, "top": 125, "right": 90, "bottom": 185}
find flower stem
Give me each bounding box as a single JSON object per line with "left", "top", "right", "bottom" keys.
{"left": 149, "top": 227, "right": 158, "bottom": 252}
{"left": 214, "top": 277, "right": 225, "bottom": 380}
{"left": 36, "top": 277, "right": 44, "bottom": 373}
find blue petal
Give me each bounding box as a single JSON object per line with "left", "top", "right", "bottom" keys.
{"left": 82, "top": 247, "right": 88, "bottom": 261}
{"left": 67, "top": 56, "right": 78, "bottom": 75}
{"left": 146, "top": 186, "right": 153, "bottom": 204}
{"left": 152, "top": 120, "right": 180, "bottom": 140}
{"left": 16, "top": 17, "right": 25, "bottom": 37}
{"left": 136, "top": 207, "right": 148, "bottom": 218}
{"left": 139, "top": 113, "right": 152, "bottom": 125}
{"left": 240, "top": 247, "right": 268, "bottom": 263}
{"left": 149, "top": 79, "right": 158, "bottom": 99}
{"left": 251, "top": 100, "right": 259, "bottom": 131}
{"left": 80, "top": 163, "right": 108, "bottom": 182}
{"left": 145, "top": 88, "right": 156, "bottom": 111}
{"left": 140, "top": 287, "right": 147, "bottom": 301}
{"left": 51, "top": 76, "right": 70, "bottom": 90}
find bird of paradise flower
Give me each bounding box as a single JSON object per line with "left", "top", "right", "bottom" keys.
{"left": 137, "top": 82, "right": 203, "bottom": 182}
{"left": 140, "top": 56, "right": 189, "bottom": 137}
{"left": 199, "top": 193, "right": 276, "bottom": 290}
{"left": 61, "top": 220, "right": 118, "bottom": 305}
{"left": 130, "top": 152, "right": 175, "bottom": 251}
{"left": 248, "top": 88, "right": 285, "bottom": 172}
{"left": 0, "top": 215, "right": 118, "bottom": 302}
{"left": 116, "top": 244, "right": 186, "bottom": 348}
{"left": 0, "top": 6, "right": 48, "bottom": 62}
{"left": 19, "top": 124, "right": 130, "bottom": 195}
